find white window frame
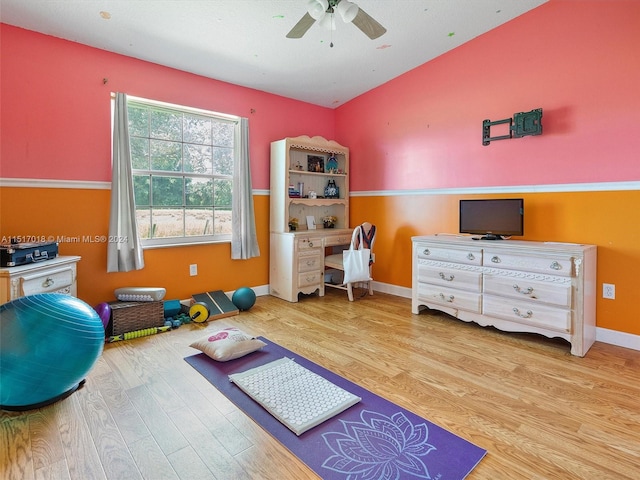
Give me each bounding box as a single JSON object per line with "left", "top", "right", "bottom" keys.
{"left": 125, "top": 96, "right": 241, "bottom": 248}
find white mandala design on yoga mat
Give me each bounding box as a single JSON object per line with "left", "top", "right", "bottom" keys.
{"left": 229, "top": 357, "right": 361, "bottom": 436}
{"left": 321, "top": 409, "right": 436, "bottom": 480}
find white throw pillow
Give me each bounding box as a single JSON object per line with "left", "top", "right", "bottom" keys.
{"left": 190, "top": 327, "right": 266, "bottom": 362}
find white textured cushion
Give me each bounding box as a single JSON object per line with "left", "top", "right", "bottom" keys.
{"left": 229, "top": 358, "right": 360, "bottom": 435}
{"left": 324, "top": 253, "right": 344, "bottom": 270}
{"left": 190, "top": 327, "right": 266, "bottom": 362}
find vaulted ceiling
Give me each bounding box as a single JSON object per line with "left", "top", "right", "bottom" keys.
{"left": 1, "top": 0, "right": 548, "bottom": 108}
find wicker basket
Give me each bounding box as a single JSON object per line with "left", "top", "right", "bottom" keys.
{"left": 107, "top": 301, "right": 165, "bottom": 336}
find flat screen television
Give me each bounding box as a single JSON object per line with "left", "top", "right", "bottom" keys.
{"left": 459, "top": 198, "right": 524, "bottom": 240}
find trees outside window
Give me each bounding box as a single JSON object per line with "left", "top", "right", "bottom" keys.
{"left": 127, "top": 98, "right": 238, "bottom": 246}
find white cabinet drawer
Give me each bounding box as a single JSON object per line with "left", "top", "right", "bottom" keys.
{"left": 417, "top": 264, "right": 482, "bottom": 292}
{"left": 416, "top": 244, "right": 482, "bottom": 265}
{"left": 484, "top": 251, "right": 573, "bottom": 277}
{"left": 297, "top": 237, "right": 322, "bottom": 251}
{"left": 20, "top": 266, "right": 75, "bottom": 296}
{"left": 417, "top": 282, "right": 482, "bottom": 313}
{"left": 483, "top": 295, "right": 571, "bottom": 333}
{"left": 297, "top": 252, "right": 322, "bottom": 273}
{"left": 298, "top": 270, "right": 322, "bottom": 288}
{"left": 483, "top": 273, "right": 572, "bottom": 307}
{"left": 324, "top": 233, "right": 352, "bottom": 247}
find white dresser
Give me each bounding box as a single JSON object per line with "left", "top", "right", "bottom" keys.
{"left": 412, "top": 236, "right": 596, "bottom": 356}
{"left": 0, "top": 256, "right": 81, "bottom": 304}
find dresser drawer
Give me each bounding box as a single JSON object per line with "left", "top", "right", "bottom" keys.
{"left": 297, "top": 252, "right": 322, "bottom": 273}
{"left": 483, "top": 295, "right": 571, "bottom": 333}
{"left": 298, "top": 270, "right": 322, "bottom": 288}
{"left": 417, "top": 264, "right": 482, "bottom": 292}
{"left": 20, "top": 266, "right": 75, "bottom": 296}
{"left": 484, "top": 251, "right": 573, "bottom": 277}
{"left": 297, "top": 237, "right": 322, "bottom": 251}
{"left": 483, "top": 273, "right": 572, "bottom": 307}
{"left": 416, "top": 282, "right": 482, "bottom": 313}
{"left": 324, "top": 233, "right": 352, "bottom": 247}
{"left": 416, "top": 244, "right": 482, "bottom": 266}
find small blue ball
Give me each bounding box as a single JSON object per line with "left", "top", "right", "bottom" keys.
{"left": 232, "top": 287, "right": 256, "bottom": 311}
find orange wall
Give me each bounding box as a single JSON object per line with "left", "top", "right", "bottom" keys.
{"left": 342, "top": 0, "right": 640, "bottom": 336}
{"left": 0, "top": 186, "right": 271, "bottom": 307}
{"left": 350, "top": 190, "right": 640, "bottom": 336}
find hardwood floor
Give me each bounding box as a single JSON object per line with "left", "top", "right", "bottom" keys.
{"left": 2, "top": 290, "right": 639, "bottom": 479}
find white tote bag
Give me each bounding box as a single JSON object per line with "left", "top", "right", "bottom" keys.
{"left": 342, "top": 228, "right": 372, "bottom": 284}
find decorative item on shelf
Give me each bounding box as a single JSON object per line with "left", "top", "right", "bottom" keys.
{"left": 308, "top": 191, "right": 317, "bottom": 199}
{"left": 324, "top": 179, "right": 339, "bottom": 199}
{"left": 323, "top": 215, "right": 337, "bottom": 228}
{"left": 307, "top": 154, "right": 325, "bottom": 172}
{"left": 325, "top": 154, "right": 338, "bottom": 174}
{"left": 288, "top": 217, "right": 299, "bottom": 231}
{"left": 295, "top": 161, "right": 303, "bottom": 171}
{"left": 288, "top": 184, "right": 301, "bottom": 198}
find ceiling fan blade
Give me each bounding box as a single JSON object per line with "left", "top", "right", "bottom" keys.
{"left": 286, "top": 12, "right": 317, "bottom": 38}
{"left": 351, "top": 7, "right": 387, "bottom": 40}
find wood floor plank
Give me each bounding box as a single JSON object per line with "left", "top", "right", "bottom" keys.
{"left": 76, "top": 382, "right": 142, "bottom": 480}
{"left": 166, "top": 446, "right": 216, "bottom": 480}
{"left": 91, "top": 371, "right": 151, "bottom": 446}
{"left": 28, "top": 406, "right": 65, "bottom": 471}
{"left": 126, "top": 384, "right": 189, "bottom": 456}
{"left": 168, "top": 406, "right": 246, "bottom": 478}
{"left": 128, "top": 435, "right": 180, "bottom": 480}
{"left": 0, "top": 414, "right": 34, "bottom": 480}
{"left": 34, "top": 459, "right": 71, "bottom": 480}
{"left": 56, "top": 393, "right": 107, "bottom": 480}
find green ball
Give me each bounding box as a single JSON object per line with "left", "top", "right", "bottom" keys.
{"left": 232, "top": 287, "right": 256, "bottom": 311}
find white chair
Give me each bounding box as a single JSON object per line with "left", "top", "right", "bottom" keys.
{"left": 324, "top": 222, "right": 376, "bottom": 301}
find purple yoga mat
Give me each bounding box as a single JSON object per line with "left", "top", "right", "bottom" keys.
{"left": 185, "top": 337, "right": 486, "bottom": 479}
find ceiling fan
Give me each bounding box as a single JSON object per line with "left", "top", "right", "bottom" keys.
{"left": 287, "top": 0, "right": 386, "bottom": 41}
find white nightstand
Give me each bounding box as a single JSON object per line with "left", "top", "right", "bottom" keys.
{"left": 0, "top": 256, "right": 81, "bottom": 304}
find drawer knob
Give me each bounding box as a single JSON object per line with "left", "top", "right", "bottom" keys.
{"left": 42, "top": 277, "right": 55, "bottom": 288}
{"left": 491, "top": 256, "right": 501, "bottom": 263}
{"left": 513, "top": 307, "right": 533, "bottom": 319}
{"left": 309, "top": 241, "right": 314, "bottom": 247}
{"left": 513, "top": 285, "right": 534, "bottom": 296}
{"left": 467, "top": 253, "right": 475, "bottom": 260}
{"left": 550, "top": 261, "right": 562, "bottom": 270}
{"left": 423, "top": 248, "right": 431, "bottom": 255}
{"left": 439, "top": 272, "right": 455, "bottom": 282}
{"left": 439, "top": 293, "right": 454, "bottom": 303}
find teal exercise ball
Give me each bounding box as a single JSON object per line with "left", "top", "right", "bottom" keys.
{"left": 232, "top": 287, "right": 256, "bottom": 311}
{"left": 0, "top": 293, "right": 104, "bottom": 411}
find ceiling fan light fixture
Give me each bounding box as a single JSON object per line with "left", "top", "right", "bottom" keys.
{"left": 336, "top": 0, "right": 359, "bottom": 23}
{"left": 307, "top": 0, "right": 328, "bottom": 20}
{"left": 319, "top": 12, "right": 336, "bottom": 31}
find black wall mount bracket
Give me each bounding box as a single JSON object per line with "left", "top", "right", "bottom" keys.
{"left": 482, "top": 108, "right": 543, "bottom": 146}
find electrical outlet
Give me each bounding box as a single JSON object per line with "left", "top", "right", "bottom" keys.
{"left": 189, "top": 264, "right": 198, "bottom": 276}
{"left": 602, "top": 283, "right": 615, "bottom": 299}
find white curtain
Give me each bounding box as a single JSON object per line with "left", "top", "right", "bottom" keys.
{"left": 231, "top": 117, "right": 260, "bottom": 259}
{"left": 107, "top": 92, "right": 145, "bottom": 272}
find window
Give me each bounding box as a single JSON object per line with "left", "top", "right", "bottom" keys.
{"left": 126, "top": 96, "right": 240, "bottom": 247}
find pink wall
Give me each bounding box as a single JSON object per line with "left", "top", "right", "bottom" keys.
{"left": 336, "top": 0, "right": 640, "bottom": 191}
{"left": 0, "top": 24, "right": 335, "bottom": 188}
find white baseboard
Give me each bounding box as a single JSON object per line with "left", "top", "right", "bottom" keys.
{"left": 255, "top": 281, "right": 639, "bottom": 353}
